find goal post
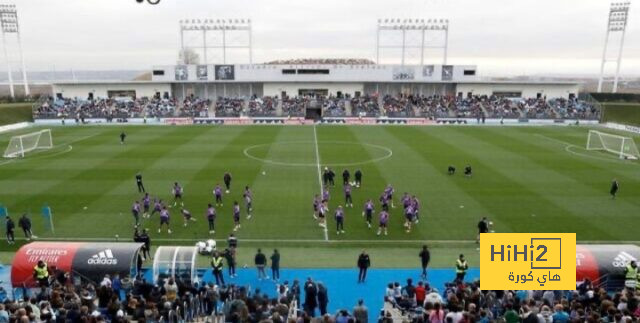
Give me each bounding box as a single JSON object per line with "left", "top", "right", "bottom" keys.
{"left": 3, "top": 129, "right": 53, "bottom": 158}
{"left": 586, "top": 130, "right": 640, "bottom": 159}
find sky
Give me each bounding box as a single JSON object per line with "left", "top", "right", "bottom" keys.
{"left": 4, "top": 0, "right": 639, "bottom": 77}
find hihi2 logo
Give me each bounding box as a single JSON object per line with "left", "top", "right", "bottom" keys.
{"left": 480, "top": 233, "right": 575, "bottom": 290}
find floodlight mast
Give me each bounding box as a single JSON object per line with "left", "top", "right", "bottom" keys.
{"left": 597, "top": 2, "right": 631, "bottom": 93}
{"left": 179, "top": 18, "right": 253, "bottom": 65}
{"left": 0, "top": 4, "right": 29, "bottom": 98}
{"left": 376, "top": 18, "right": 449, "bottom": 67}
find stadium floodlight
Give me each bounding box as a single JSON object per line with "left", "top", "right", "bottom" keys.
{"left": 0, "top": 3, "right": 29, "bottom": 98}
{"left": 376, "top": 17, "right": 449, "bottom": 67}
{"left": 597, "top": 2, "right": 631, "bottom": 93}
{"left": 179, "top": 17, "right": 252, "bottom": 64}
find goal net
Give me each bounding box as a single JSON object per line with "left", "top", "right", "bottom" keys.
{"left": 586, "top": 130, "right": 640, "bottom": 159}
{"left": 3, "top": 129, "right": 53, "bottom": 158}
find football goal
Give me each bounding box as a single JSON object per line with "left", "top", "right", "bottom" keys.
{"left": 586, "top": 130, "right": 640, "bottom": 159}
{"left": 3, "top": 129, "right": 53, "bottom": 158}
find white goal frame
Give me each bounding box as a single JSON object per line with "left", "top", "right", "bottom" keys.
{"left": 3, "top": 129, "right": 53, "bottom": 158}
{"left": 586, "top": 130, "right": 640, "bottom": 159}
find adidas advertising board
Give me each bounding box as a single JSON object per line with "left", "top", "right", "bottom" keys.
{"left": 12, "top": 242, "right": 143, "bottom": 287}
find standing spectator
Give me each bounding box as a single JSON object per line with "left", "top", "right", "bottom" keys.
{"left": 429, "top": 302, "right": 445, "bottom": 323}
{"left": 415, "top": 281, "right": 426, "bottom": 306}
{"left": 271, "top": 249, "right": 281, "bottom": 281}
{"left": 353, "top": 299, "right": 368, "bottom": 323}
{"left": 19, "top": 214, "right": 35, "bottom": 240}
{"left": 228, "top": 233, "right": 238, "bottom": 249}
{"left": 551, "top": 304, "right": 570, "bottom": 323}
{"left": 357, "top": 250, "right": 371, "bottom": 283}
{"left": 419, "top": 245, "right": 431, "bottom": 279}
{"left": 211, "top": 251, "right": 225, "bottom": 285}
{"left": 317, "top": 282, "right": 329, "bottom": 315}
{"left": 255, "top": 248, "right": 268, "bottom": 280}
{"left": 5, "top": 216, "right": 15, "bottom": 244}
{"left": 303, "top": 278, "right": 318, "bottom": 317}
{"left": 164, "top": 278, "right": 178, "bottom": 302}
{"left": 223, "top": 247, "right": 237, "bottom": 278}
{"left": 455, "top": 254, "right": 468, "bottom": 282}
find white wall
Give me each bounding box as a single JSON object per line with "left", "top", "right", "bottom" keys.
{"left": 51, "top": 83, "right": 172, "bottom": 99}
{"left": 152, "top": 64, "right": 479, "bottom": 83}
{"left": 455, "top": 83, "right": 580, "bottom": 99}
{"left": 263, "top": 82, "right": 364, "bottom": 97}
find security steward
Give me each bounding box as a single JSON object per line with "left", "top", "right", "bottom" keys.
{"left": 455, "top": 254, "right": 468, "bottom": 282}
{"left": 211, "top": 251, "right": 225, "bottom": 286}
{"left": 624, "top": 260, "right": 638, "bottom": 290}
{"left": 33, "top": 260, "right": 50, "bottom": 287}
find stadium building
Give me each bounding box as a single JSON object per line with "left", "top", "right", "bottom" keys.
{"left": 51, "top": 62, "right": 580, "bottom": 101}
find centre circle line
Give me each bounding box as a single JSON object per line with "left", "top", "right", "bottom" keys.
{"left": 243, "top": 140, "right": 393, "bottom": 167}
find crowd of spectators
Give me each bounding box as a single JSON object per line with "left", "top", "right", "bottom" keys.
{"left": 4, "top": 270, "right": 640, "bottom": 323}
{"left": 248, "top": 96, "right": 279, "bottom": 117}
{"left": 282, "top": 96, "right": 309, "bottom": 117}
{"left": 382, "top": 95, "right": 414, "bottom": 118}
{"left": 350, "top": 95, "right": 380, "bottom": 117}
{"left": 34, "top": 96, "right": 178, "bottom": 120}
{"left": 548, "top": 98, "right": 600, "bottom": 120}
{"left": 180, "top": 96, "right": 211, "bottom": 118}
{"left": 322, "top": 97, "right": 346, "bottom": 117}
{"left": 215, "top": 97, "right": 245, "bottom": 117}
{"left": 383, "top": 278, "right": 640, "bottom": 323}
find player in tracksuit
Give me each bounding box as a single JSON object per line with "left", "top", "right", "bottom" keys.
{"left": 377, "top": 210, "right": 389, "bottom": 236}
{"left": 172, "top": 182, "right": 184, "bottom": 207}
{"left": 312, "top": 194, "right": 320, "bottom": 220}
{"left": 214, "top": 184, "right": 223, "bottom": 206}
{"left": 363, "top": 199, "right": 374, "bottom": 229}
{"left": 335, "top": 206, "right": 345, "bottom": 235}
{"left": 142, "top": 193, "right": 151, "bottom": 218}
{"left": 151, "top": 199, "right": 163, "bottom": 217}
{"left": 206, "top": 204, "right": 216, "bottom": 234}
{"left": 232, "top": 201, "right": 241, "bottom": 232}
{"left": 159, "top": 207, "right": 171, "bottom": 234}
{"left": 344, "top": 184, "right": 353, "bottom": 208}
{"left": 181, "top": 208, "right": 196, "bottom": 227}
{"left": 412, "top": 196, "right": 421, "bottom": 223}
{"left": 243, "top": 186, "right": 253, "bottom": 219}
{"left": 131, "top": 200, "right": 141, "bottom": 227}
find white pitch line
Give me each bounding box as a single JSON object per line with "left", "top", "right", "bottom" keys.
{"left": 313, "top": 124, "right": 329, "bottom": 241}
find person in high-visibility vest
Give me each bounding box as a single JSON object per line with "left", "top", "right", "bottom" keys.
{"left": 455, "top": 254, "right": 468, "bottom": 282}
{"left": 624, "top": 260, "right": 638, "bottom": 290}
{"left": 211, "top": 251, "right": 225, "bottom": 286}
{"left": 32, "top": 260, "right": 49, "bottom": 287}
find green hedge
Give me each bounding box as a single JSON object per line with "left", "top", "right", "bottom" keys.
{"left": 602, "top": 103, "right": 640, "bottom": 126}
{"left": 0, "top": 103, "right": 33, "bottom": 126}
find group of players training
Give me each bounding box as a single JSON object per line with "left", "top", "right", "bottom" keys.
{"left": 130, "top": 172, "right": 253, "bottom": 234}
{"left": 313, "top": 167, "right": 421, "bottom": 235}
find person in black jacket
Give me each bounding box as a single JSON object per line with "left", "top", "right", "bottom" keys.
{"left": 328, "top": 168, "right": 336, "bottom": 186}
{"left": 419, "top": 245, "right": 431, "bottom": 279}
{"left": 223, "top": 248, "right": 237, "bottom": 278}
{"left": 255, "top": 249, "right": 268, "bottom": 280}
{"left": 135, "top": 172, "right": 145, "bottom": 193}
{"left": 342, "top": 169, "right": 351, "bottom": 185}
{"left": 354, "top": 169, "right": 362, "bottom": 188}
{"left": 6, "top": 216, "right": 15, "bottom": 244}
{"left": 357, "top": 250, "right": 371, "bottom": 283}
{"left": 303, "top": 278, "right": 318, "bottom": 317}
{"left": 18, "top": 214, "right": 35, "bottom": 240}
{"left": 271, "top": 249, "right": 281, "bottom": 281}
{"left": 317, "top": 282, "right": 329, "bottom": 315}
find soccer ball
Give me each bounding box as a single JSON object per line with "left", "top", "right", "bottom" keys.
{"left": 243, "top": 264, "right": 248, "bottom": 268}
{"left": 262, "top": 171, "right": 266, "bottom": 175}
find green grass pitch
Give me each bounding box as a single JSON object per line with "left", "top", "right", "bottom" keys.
{"left": 1, "top": 125, "right": 639, "bottom": 265}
